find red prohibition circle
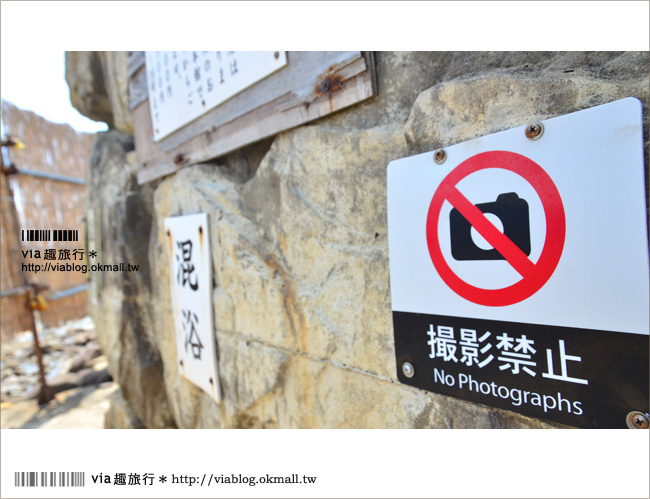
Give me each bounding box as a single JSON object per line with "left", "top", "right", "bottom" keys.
{"left": 426, "top": 150, "right": 565, "bottom": 307}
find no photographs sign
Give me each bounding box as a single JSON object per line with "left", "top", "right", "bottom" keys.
{"left": 387, "top": 98, "right": 649, "bottom": 428}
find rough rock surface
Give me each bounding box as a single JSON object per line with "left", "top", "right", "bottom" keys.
{"left": 87, "top": 130, "right": 176, "bottom": 428}
{"left": 65, "top": 52, "right": 114, "bottom": 127}
{"left": 65, "top": 51, "right": 133, "bottom": 133}
{"left": 84, "top": 52, "right": 648, "bottom": 428}
{"left": 104, "top": 387, "right": 145, "bottom": 429}
{"left": 146, "top": 123, "right": 561, "bottom": 429}
{"left": 101, "top": 51, "right": 134, "bottom": 134}
{"left": 404, "top": 71, "right": 649, "bottom": 156}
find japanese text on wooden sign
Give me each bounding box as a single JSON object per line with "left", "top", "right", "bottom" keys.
{"left": 165, "top": 213, "right": 220, "bottom": 402}
{"left": 146, "top": 51, "right": 287, "bottom": 141}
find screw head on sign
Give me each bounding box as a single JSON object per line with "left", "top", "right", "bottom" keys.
{"left": 402, "top": 362, "right": 415, "bottom": 378}
{"left": 625, "top": 411, "right": 649, "bottom": 429}
{"left": 525, "top": 122, "right": 544, "bottom": 140}
{"left": 173, "top": 153, "right": 186, "bottom": 166}
{"left": 433, "top": 149, "right": 447, "bottom": 164}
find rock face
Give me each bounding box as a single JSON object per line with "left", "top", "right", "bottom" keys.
{"left": 104, "top": 387, "right": 145, "bottom": 429}
{"left": 404, "top": 71, "right": 649, "bottom": 156}
{"left": 86, "top": 130, "right": 176, "bottom": 428}
{"left": 65, "top": 52, "right": 113, "bottom": 127}
{"left": 82, "top": 52, "right": 648, "bottom": 428}
{"left": 101, "top": 52, "right": 134, "bottom": 134}
{"left": 65, "top": 51, "right": 133, "bottom": 133}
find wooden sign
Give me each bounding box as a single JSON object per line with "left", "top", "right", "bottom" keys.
{"left": 128, "top": 51, "right": 377, "bottom": 184}
{"left": 146, "top": 51, "right": 287, "bottom": 141}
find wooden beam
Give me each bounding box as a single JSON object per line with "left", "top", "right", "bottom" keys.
{"left": 132, "top": 51, "right": 377, "bottom": 184}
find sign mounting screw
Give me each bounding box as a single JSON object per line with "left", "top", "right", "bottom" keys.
{"left": 433, "top": 149, "right": 447, "bottom": 164}
{"left": 401, "top": 362, "right": 415, "bottom": 378}
{"left": 626, "top": 411, "right": 649, "bottom": 429}
{"left": 525, "top": 122, "right": 544, "bottom": 140}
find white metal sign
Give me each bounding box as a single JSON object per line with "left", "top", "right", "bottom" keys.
{"left": 146, "top": 51, "right": 287, "bottom": 141}
{"left": 387, "top": 98, "right": 649, "bottom": 428}
{"left": 388, "top": 97, "right": 649, "bottom": 335}
{"left": 165, "top": 213, "right": 220, "bottom": 402}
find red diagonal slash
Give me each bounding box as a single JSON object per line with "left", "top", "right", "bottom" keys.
{"left": 446, "top": 186, "right": 536, "bottom": 278}
{"left": 426, "top": 150, "right": 565, "bottom": 307}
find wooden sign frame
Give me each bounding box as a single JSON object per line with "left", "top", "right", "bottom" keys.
{"left": 128, "top": 51, "right": 377, "bottom": 184}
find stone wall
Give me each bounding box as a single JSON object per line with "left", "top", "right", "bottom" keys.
{"left": 70, "top": 51, "right": 649, "bottom": 428}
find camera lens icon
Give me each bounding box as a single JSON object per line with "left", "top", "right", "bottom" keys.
{"left": 450, "top": 192, "right": 531, "bottom": 261}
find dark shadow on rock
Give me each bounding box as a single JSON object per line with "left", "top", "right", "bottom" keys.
{"left": 26, "top": 368, "right": 112, "bottom": 401}
{"left": 18, "top": 384, "right": 110, "bottom": 429}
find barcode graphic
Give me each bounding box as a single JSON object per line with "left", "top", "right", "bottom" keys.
{"left": 14, "top": 471, "right": 85, "bottom": 487}
{"left": 21, "top": 229, "right": 78, "bottom": 242}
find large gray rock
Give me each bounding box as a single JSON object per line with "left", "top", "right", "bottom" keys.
{"left": 87, "top": 130, "right": 176, "bottom": 428}
{"left": 65, "top": 52, "right": 114, "bottom": 127}
{"left": 101, "top": 51, "right": 134, "bottom": 134}
{"left": 65, "top": 51, "right": 134, "bottom": 133}
{"left": 84, "top": 52, "right": 648, "bottom": 429}
{"left": 104, "top": 387, "right": 145, "bottom": 429}
{"left": 404, "top": 71, "right": 649, "bottom": 156}
{"left": 327, "top": 52, "right": 649, "bottom": 131}
{"left": 148, "top": 122, "right": 561, "bottom": 428}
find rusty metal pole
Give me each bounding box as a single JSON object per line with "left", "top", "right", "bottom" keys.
{"left": 25, "top": 286, "right": 53, "bottom": 405}
{"left": 1, "top": 138, "right": 53, "bottom": 405}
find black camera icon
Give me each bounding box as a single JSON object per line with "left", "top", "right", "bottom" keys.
{"left": 450, "top": 192, "right": 531, "bottom": 261}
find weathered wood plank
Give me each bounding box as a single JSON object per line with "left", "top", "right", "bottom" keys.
{"left": 136, "top": 157, "right": 178, "bottom": 185}
{"left": 127, "top": 51, "right": 145, "bottom": 77}
{"left": 278, "top": 53, "right": 367, "bottom": 111}
{"left": 362, "top": 52, "right": 378, "bottom": 97}
{"left": 133, "top": 51, "right": 377, "bottom": 184}
{"left": 133, "top": 99, "right": 167, "bottom": 171}
{"left": 129, "top": 65, "right": 148, "bottom": 110}
{"left": 155, "top": 51, "right": 363, "bottom": 152}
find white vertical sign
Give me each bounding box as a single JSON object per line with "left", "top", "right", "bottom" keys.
{"left": 165, "top": 213, "right": 220, "bottom": 402}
